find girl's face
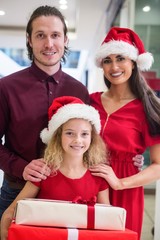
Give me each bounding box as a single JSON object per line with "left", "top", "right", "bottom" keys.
{"left": 102, "top": 54, "right": 134, "bottom": 86}
{"left": 61, "top": 119, "right": 92, "bottom": 157}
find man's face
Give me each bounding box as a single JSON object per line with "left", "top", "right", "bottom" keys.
{"left": 28, "top": 15, "right": 68, "bottom": 72}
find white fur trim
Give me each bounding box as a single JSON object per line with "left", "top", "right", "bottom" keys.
{"left": 95, "top": 40, "right": 138, "bottom": 67}
{"left": 95, "top": 40, "right": 153, "bottom": 71}
{"left": 40, "top": 104, "right": 101, "bottom": 144}
{"left": 137, "top": 52, "right": 154, "bottom": 71}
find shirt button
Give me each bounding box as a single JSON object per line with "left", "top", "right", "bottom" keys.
{"left": 49, "top": 91, "right": 52, "bottom": 95}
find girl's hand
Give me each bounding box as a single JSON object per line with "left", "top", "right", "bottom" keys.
{"left": 1, "top": 209, "right": 14, "bottom": 240}
{"left": 1, "top": 227, "right": 8, "bottom": 240}
{"left": 89, "top": 164, "right": 122, "bottom": 190}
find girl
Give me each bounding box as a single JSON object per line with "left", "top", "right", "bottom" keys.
{"left": 90, "top": 26, "right": 160, "bottom": 240}
{"left": 1, "top": 96, "right": 109, "bottom": 240}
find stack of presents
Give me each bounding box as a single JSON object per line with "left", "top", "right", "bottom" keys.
{"left": 8, "top": 198, "right": 138, "bottom": 240}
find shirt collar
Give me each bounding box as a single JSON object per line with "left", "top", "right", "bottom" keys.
{"left": 30, "top": 62, "right": 62, "bottom": 84}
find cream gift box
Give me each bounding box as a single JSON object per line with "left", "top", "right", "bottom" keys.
{"left": 15, "top": 198, "right": 126, "bottom": 231}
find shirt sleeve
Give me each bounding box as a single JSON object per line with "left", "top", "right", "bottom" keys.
{"left": 31, "top": 181, "right": 41, "bottom": 188}
{"left": 0, "top": 80, "right": 28, "bottom": 178}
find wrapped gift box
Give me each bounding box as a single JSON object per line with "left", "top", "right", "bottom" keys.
{"left": 15, "top": 198, "right": 126, "bottom": 230}
{"left": 8, "top": 223, "right": 138, "bottom": 240}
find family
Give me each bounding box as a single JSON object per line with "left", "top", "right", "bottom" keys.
{"left": 1, "top": 5, "right": 160, "bottom": 240}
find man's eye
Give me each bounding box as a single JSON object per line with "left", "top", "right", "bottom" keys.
{"left": 36, "top": 34, "right": 44, "bottom": 39}
{"left": 52, "top": 33, "right": 59, "bottom": 38}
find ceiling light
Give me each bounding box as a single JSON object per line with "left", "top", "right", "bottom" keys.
{"left": 143, "top": 6, "right": 151, "bottom": 12}
{"left": 59, "top": 0, "right": 67, "bottom": 4}
{"left": 59, "top": 4, "right": 68, "bottom": 10}
{"left": 0, "top": 10, "right": 5, "bottom": 16}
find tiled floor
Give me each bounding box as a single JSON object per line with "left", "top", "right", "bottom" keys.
{"left": 141, "top": 192, "right": 155, "bottom": 240}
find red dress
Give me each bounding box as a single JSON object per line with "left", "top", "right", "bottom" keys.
{"left": 90, "top": 92, "right": 160, "bottom": 240}
{"left": 33, "top": 169, "right": 109, "bottom": 201}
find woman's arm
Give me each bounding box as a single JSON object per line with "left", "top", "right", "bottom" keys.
{"left": 90, "top": 144, "right": 160, "bottom": 190}
{"left": 132, "top": 154, "right": 144, "bottom": 170}
{"left": 1, "top": 181, "right": 39, "bottom": 240}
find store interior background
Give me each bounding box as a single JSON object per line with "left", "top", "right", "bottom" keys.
{"left": 0, "top": 0, "right": 160, "bottom": 90}
{"left": 0, "top": 0, "right": 160, "bottom": 239}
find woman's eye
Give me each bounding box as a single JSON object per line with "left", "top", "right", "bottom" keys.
{"left": 103, "top": 58, "right": 110, "bottom": 64}
{"left": 117, "top": 57, "right": 125, "bottom": 61}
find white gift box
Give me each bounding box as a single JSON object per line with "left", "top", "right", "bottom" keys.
{"left": 15, "top": 198, "right": 126, "bottom": 230}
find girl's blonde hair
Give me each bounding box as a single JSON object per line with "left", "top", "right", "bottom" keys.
{"left": 43, "top": 122, "right": 108, "bottom": 172}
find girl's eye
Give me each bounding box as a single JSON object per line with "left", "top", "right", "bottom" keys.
{"left": 82, "top": 132, "right": 90, "bottom": 137}
{"left": 66, "top": 131, "right": 73, "bottom": 136}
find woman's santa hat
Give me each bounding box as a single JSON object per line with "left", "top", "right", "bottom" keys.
{"left": 40, "top": 96, "right": 101, "bottom": 144}
{"left": 95, "top": 26, "right": 154, "bottom": 71}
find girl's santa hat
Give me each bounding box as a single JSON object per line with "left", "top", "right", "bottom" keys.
{"left": 95, "top": 26, "right": 154, "bottom": 71}
{"left": 40, "top": 96, "right": 101, "bottom": 144}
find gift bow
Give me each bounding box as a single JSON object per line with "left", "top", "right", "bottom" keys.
{"left": 72, "top": 196, "right": 96, "bottom": 206}
{"left": 72, "top": 196, "right": 97, "bottom": 229}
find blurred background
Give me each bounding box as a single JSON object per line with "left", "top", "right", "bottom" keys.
{"left": 0, "top": 1, "right": 160, "bottom": 239}
{"left": 0, "top": 0, "right": 160, "bottom": 92}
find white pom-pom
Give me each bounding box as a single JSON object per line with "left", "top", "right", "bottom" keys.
{"left": 137, "top": 52, "right": 154, "bottom": 71}
{"left": 40, "top": 128, "right": 50, "bottom": 144}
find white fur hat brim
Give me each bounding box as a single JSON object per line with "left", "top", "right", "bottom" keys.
{"left": 95, "top": 40, "right": 154, "bottom": 71}
{"left": 40, "top": 103, "right": 101, "bottom": 144}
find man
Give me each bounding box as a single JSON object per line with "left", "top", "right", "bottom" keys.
{"left": 0, "top": 5, "right": 89, "bottom": 219}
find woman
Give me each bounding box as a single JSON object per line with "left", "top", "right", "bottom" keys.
{"left": 89, "top": 26, "right": 160, "bottom": 240}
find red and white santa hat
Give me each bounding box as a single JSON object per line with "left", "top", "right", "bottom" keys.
{"left": 95, "top": 26, "right": 154, "bottom": 71}
{"left": 40, "top": 96, "right": 101, "bottom": 144}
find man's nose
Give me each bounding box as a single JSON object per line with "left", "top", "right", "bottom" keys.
{"left": 44, "top": 37, "right": 53, "bottom": 48}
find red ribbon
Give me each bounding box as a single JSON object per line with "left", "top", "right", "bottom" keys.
{"left": 72, "top": 196, "right": 96, "bottom": 229}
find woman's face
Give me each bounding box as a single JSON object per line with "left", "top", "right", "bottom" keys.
{"left": 102, "top": 54, "right": 134, "bottom": 86}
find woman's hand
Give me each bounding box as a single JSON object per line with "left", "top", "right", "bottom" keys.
{"left": 132, "top": 154, "right": 144, "bottom": 171}
{"left": 89, "top": 164, "right": 123, "bottom": 190}
{"left": 23, "top": 158, "right": 51, "bottom": 182}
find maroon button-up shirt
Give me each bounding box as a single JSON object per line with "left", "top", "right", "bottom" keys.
{"left": 0, "top": 62, "right": 89, "bottom": 185}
